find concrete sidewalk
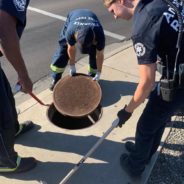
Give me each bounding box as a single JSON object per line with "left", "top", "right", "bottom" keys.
{"left": 0, "top": 41, "right": 171, "bottom": 184}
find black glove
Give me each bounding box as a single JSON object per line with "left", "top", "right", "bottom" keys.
{"left": 117, "top": 105, "right": 132, "bottom": 127}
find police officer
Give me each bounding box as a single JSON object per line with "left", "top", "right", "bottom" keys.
{"left": 0, "top": 0, "right": 37, "bottom": 173}
{"left": 50, "top": 9, "right": 105, "bottom": 90}
{"left": 103, "top": 0, "right": 184, "bottom": 177}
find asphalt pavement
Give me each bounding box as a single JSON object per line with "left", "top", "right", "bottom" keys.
{"left": 2, "top": 0, "right": 132, "bottom": 90}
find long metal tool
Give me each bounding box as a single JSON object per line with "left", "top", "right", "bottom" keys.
{"left": 15, "top": 82, "right": 49, "bottom": 107}
{"left": 59, "top": 118, "right": 119, "bottom": 184}
{"left": 29, "top": 92, "right": 50, "bottom": 106}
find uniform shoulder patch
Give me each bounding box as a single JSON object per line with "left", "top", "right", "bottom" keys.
{"left": 13, "top": 0, "right": 26, "bottom": 12}
{"left": 134, "top": 42, "right": 146, "bottom": 57}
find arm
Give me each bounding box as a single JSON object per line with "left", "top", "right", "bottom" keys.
{"left": 67, "top": 43, "right": 76, "bottom": 65}
{"left": 125, "top": 63, "right": 156, "bottom": 113}
{"left": 0, "top": 10, "right": 32, "bottom": 93}
{"left": 96, "top": 49, "right": 104, "bottom": 72}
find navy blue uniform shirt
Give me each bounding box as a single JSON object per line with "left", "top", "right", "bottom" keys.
{"left": 0, "top": 0, "right": 30, "bottom": 38}
{"left": 132, "top": 0, "right": 184, "bottom": 72}
{"left": 64, "top": 9, "right": 105, "bottom": 51}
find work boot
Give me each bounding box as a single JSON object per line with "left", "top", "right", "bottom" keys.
{"left": 0, "top": 156, "right": 37, "bottom": 173}
{"left": 125, "top": 141, "right": 136, "bottom": 153}
{"left": 49, "top": 75, "right": 61, "bottom": 91}
{"left": 120, "top": 153, "right": 143, "bottom": 178}
{"left": 125, "top": 142, "right": 150, "bottom": 164}
{"left": 49, "top": 80, "right": 58, "bottom": 91}
{"left": 88, "top": 72, "right": 96, "bottom": 78}
{"left": 15, "top": 121, "right": 34, "bottom": 138}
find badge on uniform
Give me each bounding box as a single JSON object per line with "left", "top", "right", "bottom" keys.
{"left": 13, "top": 0, "right": 26, "bottom": 12}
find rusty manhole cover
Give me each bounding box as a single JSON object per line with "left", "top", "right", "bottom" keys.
{"left": 53, "top": 73, "right": 102, "bottom": 117}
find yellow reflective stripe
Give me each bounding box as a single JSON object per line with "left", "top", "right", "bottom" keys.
{"left": 0, "top": 156, "right": 21, "bottom": 172}
{"left": 50, "top": 64, "right": 65, "bottom": 73}
{"left": 88, "top": 65, "right": 97, "bottom": 74}
{"left": 16, "top": 156, "right": 21, "bottom": 167}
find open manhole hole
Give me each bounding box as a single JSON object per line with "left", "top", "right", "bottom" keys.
{"left": 48, "top": 74, "right": 103, "bottom": 130}
{"left": 47, "top": 103, "right": 103, "bottom": 130}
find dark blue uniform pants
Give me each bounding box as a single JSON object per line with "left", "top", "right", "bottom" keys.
{"left": 0, "top": 67, "right": 18, "bottom": 167}
{"left": 50, "top": 21, "right": 97, "bottom": 81}
{"left": 128, "top": 86, "right": 184, "bottom": 173}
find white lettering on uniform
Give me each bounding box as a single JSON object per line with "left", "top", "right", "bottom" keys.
{"left": 88, "top": 17, "right": 94, "bottom": 20}
{"left": 163, "top": 0, "right": 184, "bottom": 32}
{"left": 164, "top": 12, "right": 174, "bottom": 23}
{"left": 171, "top": 20, "right": 179, "bottom": 31}
{"left": 181, "top": 9, "right": 184, "bottom": 17}
{"left": 173, "top": 0, "right": 182, "bottom": 8}
{"left": 73, "top": 22, "right": 99, "bottom": 27}
{"left": 168, "top": 7, "right": 175, "bottom": 14}
{"left": 163, "top": 6, "right": 180, "bottom": 32}
{"left": 73, "top": 16, "right": 100, "bottom": 27}
{"left": 76, "top": 17, "right": 87, "bottom": 20}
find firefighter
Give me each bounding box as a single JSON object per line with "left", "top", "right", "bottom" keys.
{"left": 0, "top": 0, "right": 37, "bottom": 173}
{"left": 50, "top": 9, "right": 105, "bottom": 90}
{"left": 103, "top": 0, "right": 184, "bottom": 177}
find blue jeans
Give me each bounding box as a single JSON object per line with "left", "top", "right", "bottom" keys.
{"left": 128, "top": 85, "right": 184, "bottom": 173}
{"left": 0, "top": 67, "right": 18, "bottom": 167}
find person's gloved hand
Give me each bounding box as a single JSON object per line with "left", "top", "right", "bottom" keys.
{"left": 117, "top": 105, "right": 132, "bottom": 127}
{"left": 93, "top": 72, "right": 101, "bottom": 81}
{"left": 69, "top": 65, "right": 76, "bottom": 76}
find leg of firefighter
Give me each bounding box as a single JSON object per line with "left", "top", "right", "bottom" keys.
{"left": 0, "top": 68, "right": 18, "bottom": 169}
{"left": 2, "top": 68, "right": 32, "bottom": 137}
{"left": 50, "top": 30, "right": 69, "bottom": 91}
{"left": 124, "top": 88, "right": 181, "bottom": 176}
{"left": 0, "top": 67, "right": 19, "bottom": 133}
{"left": 0, "top": 67, "right": 36, "bottom": 173}
{"left": 88, "top": 45, "right": 97, "bottom": 77}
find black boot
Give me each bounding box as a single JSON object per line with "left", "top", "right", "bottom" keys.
{"left": 15, "top": 121, "right": 34, "bottom": 138}
{"left": 49, "top": 80, "right": 58, "bottom": 91}
{"left": 125, "top": 141, "right": 136, "bottom": 152}
{"left": 0, "top": 156, "right": 37, "bottom": 173}
{"left": 88, "top": 72, "right": 96, "bottom": 78}
{"left": 120, "top": 153, "right": 144, "bottom": 178}
{"left": 49, "top": 75, "right": 61, "bottom": 91}
{"left": 125, "top": 141, "right": 150, "bottom": 164}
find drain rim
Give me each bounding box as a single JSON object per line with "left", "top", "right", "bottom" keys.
{"left": 47, "top": 103, "right": 103, "bottom": 130}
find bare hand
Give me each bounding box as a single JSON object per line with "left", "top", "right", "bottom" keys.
{"left": 18, "top": 75, "right": 33, "bottom": 93}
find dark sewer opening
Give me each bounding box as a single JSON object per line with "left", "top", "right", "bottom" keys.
{"left": 47, "top": 103, "right": 103, "bottom": 130}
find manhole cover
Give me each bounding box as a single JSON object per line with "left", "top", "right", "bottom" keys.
{"left": 53, "top": 73, "right": 102, "bottom": 117}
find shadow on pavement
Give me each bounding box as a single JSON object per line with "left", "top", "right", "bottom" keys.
{"left": 10, "top": 124, "right": 126, "bottom": 184}
{"left": 99, "top": 79, "right": 137, "bottom": 107}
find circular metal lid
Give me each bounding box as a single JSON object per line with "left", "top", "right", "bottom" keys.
{"left": 53, "top": 73, "right": 102, "bottom": 117}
